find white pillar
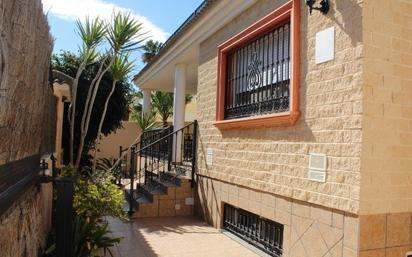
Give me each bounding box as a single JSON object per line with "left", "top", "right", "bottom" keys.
{"left": 142, "top": 89, "right": 151, "bottom": 114}
{"left": 172, "top": 64, "right": 186, "bottom": 163}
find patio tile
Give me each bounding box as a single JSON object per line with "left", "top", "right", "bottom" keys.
{"left": 107, "top": 216, "right": 259, "bottom": 257}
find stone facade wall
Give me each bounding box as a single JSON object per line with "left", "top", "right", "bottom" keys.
{"left": 0, "top": 184, "right": 53, "bottom": 257}
{"left": 360, "top": 0, "right": 412, "bottom": 215}
{"left": 197, "top": 0, "right": 363, "bottom": 214}
{"left": 196, "top": 175, "right": 360, "bottom": 257}
{"left": 0, "top": 0, "right": 55, "bottom": 164}
{"left": 0, "top": 0, "right": 55, "bottom": 256}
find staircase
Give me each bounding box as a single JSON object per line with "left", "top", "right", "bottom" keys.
{"left": 119, "top": 121, "right": 197, "bottom": 219}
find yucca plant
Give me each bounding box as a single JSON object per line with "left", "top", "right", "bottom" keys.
{"left": 132, "top": 111, "right": 157, "bottom": 132}
{"left": 75, "top": 12, "right": 146, "bottom": 168}
{"left": 92, "top": 55, "right": 134, "bottom": 171}
{"left": 69, "top": 17, "right": 105, "bottom": 164}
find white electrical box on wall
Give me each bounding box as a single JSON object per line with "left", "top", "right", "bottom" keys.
{"left": 185, "top": 197, "right": 194, "bottom": 205}
{"left": 308, "top": 153, "right": 327, "bottom": 182}
{"left": 206, "top": 148, "right": 213, "bottom": 166}
{"left": 315, "top": 26, "right": 335, "bottom": 64}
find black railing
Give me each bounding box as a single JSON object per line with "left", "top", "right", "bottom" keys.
{"left": 118, "top": 121, "right": 198, "bottom": 215}
{"left": 225, "top": 22, "right": 291, "bottom": 119}
{"left": 223, "top": 204, "right": 283, "bottom": 257}
{"left": 0, "top": 155, "right": 42, "bottom": 216}
{"left": 140, "top": 126, "right": 173, "bottom": 159}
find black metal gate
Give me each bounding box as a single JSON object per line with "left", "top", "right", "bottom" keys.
{"left": 223, "top": 204, "right": 283, "bottom": 257}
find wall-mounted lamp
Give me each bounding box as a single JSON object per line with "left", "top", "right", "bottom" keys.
{"left": 306, "top": 0, "right": 330, "bottom": 15}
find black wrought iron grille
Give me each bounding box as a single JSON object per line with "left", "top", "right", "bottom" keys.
{"left": 140, "top": 126, "right": 173, "bottom": 158}
{"left": 223, "top": 204, "right": 283, "bottom": 257}
{"left": 225, "top": 22, "right": 291, "bottom": 119}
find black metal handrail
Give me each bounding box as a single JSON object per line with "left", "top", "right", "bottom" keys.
{"left": 125, "top": 120, "right": 198, "bottom": 215}
{"left": 140, "top": 126, "right": 173, "bottom": 158}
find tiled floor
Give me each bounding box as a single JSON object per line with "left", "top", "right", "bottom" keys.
{"left": 107, "top": 216, "right": 259, "bottom": 257}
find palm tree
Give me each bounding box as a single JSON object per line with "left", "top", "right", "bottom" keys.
{"left": 92, "top": 55, "right": 134, "bottom": 171}
{"left": 141, "top": 40, "right": 163, "bottom": 64}
{"left": 75, "top": 12, "right": 146, "bottom": 168}
{"left": 151, "top": 92, "right": 193, "bottom": 127}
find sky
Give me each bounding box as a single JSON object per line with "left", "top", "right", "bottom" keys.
{"left": 42, "top": 0, "right": 203, "bottom": 73}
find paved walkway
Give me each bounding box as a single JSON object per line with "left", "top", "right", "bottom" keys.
{"left": 108, "top": 216, "right": 259, "bottom": 257}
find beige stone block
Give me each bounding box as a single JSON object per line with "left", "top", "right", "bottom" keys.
{"left": 359, "top": 214, "right": 386, "bottom": 250}
{"left": 289, "top": 240, "right": 306, "bottom": 257}
{"left": 344, "top": 215, "right": 359, "bottom": 251}
{"left": 386, "top": 213, "right": 411, "bottom": 247}
{"left": 175, "top": 199, "right": 193, "bottom": 216}
{"left": 359, "top": 249, "right": 385, "bottom": 257}
{"left": 342, "top": 247, "right": 358, "bottom": 257}
{"left": 158, "top": 200, "right": 176, "bottom": 217}
{"left": 238, "top": 186, "right": 249, "bottom": 199}
{"left": 310, "top": 206, "right": 332, "bottom": 226}
{"left": 277, "top": 197, "right": 291, "bottom": 213}
{"left": 261, "top": 192, "right": 276, "bottom": 208}
{"left": 332, "top": 210, "right": 345, "bottom": 229}
{"left": 228, "top": 193, "right": 238, "bottom": 207}
{"left": 261, "top": 205, "right": 275, "bottom": 221}
{"left": 276, "top": 210, "right": 291, "bottom": 226}
{"left": 300, "top": 224, "right": 329, "bottom": 257}
{"left": 135, "top": 201, "right": 159, "bottom": 218}
{"left": 292, "top": 200, "right": 311, "bottom": 218}
{"left": 386, "top": 246, "right": 412, "bottom": 257}
{"left": 175, "top": 187, "right": 193, "bottom": 200}
{"left": 290, "top": 214, "right": 313, "bottom": 246}
{"left": 249, "top": 189, "right": 262, "bottom": 203}
{"left": 247, "top": 200, "right": 261, "bottom": 216}
{"left": 329, "top": 239, "right": 343, "bottom": 257}
{"left": 237, "top": 196, "right": 249, "bottom": 211}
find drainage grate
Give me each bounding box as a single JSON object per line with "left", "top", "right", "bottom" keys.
{"left": 223, "top": 204, "right": 283, "bottom": 257}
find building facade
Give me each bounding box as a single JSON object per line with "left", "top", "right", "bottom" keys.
{"left": 134, "top": 0, "right": 412, "bottom": 256}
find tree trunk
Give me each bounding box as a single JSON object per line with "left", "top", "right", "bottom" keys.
{"left": 75, "top": 57, "right": 115, "bottom": 168}
{"left": 69, "top": 61, "right": 86, "bottom": 165}
{"left": 92, "top": 80, "right": 117, "bottom": 172}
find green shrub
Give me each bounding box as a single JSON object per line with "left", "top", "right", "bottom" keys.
{"left": 44, "top": 166, "right": 126, "bottom": 257}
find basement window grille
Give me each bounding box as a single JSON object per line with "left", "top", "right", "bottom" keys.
{"left": 223, "top": 204, "right": 283, "bottom": 257}
{"left": 224, "top": 22, "right": 291, "bottom": 120}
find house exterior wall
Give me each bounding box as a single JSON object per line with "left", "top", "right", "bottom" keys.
{"left": 361, "top": 0, "right": 412, "bottom": 215}
{"left": 197, "top": 0, "right": 363, "bottom": 214}
{"left": 195, "top": 0, "right": 363, "bottom": 255}
{"left": 96, "top": 121, "right": 141, "bottom": 160}
{"left": 358, "top": 0, "right": 412, "bottom": 256}
{"left": 0, "top": 0, "right": 55, "bottom": 256}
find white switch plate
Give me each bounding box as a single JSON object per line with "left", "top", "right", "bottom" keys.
{"left": 185, "top": 197, "right": 194, "bottom": 205}
{"left": 316, "top": 26, "right": 335, "bottom": 64}
{"left": 206, "top": 148, "right": 213, "bottom": 166}
{"left": 175, "top": 204, "right": 181, "bottom": 210}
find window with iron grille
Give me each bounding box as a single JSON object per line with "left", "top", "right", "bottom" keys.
{"left": 215, "top": 1, "right": 300, "bottom": 129}
{"left": 225, "top": 22, "right": 290, "bottom": 120}
{"left": 223, "top": 204, "right": 284, "bottom": 257}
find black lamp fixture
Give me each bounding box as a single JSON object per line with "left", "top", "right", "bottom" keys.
{"left": 306, "top": 0, "right": 330, "bottom": 15}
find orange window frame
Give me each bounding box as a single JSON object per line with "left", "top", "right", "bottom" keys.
{"left": 215, "top": 0, "right": 300, "bottom": 130}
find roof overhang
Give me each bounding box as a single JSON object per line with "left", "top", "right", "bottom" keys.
{"left": 133, "top": 0, "right": 258, "bottom": 94}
